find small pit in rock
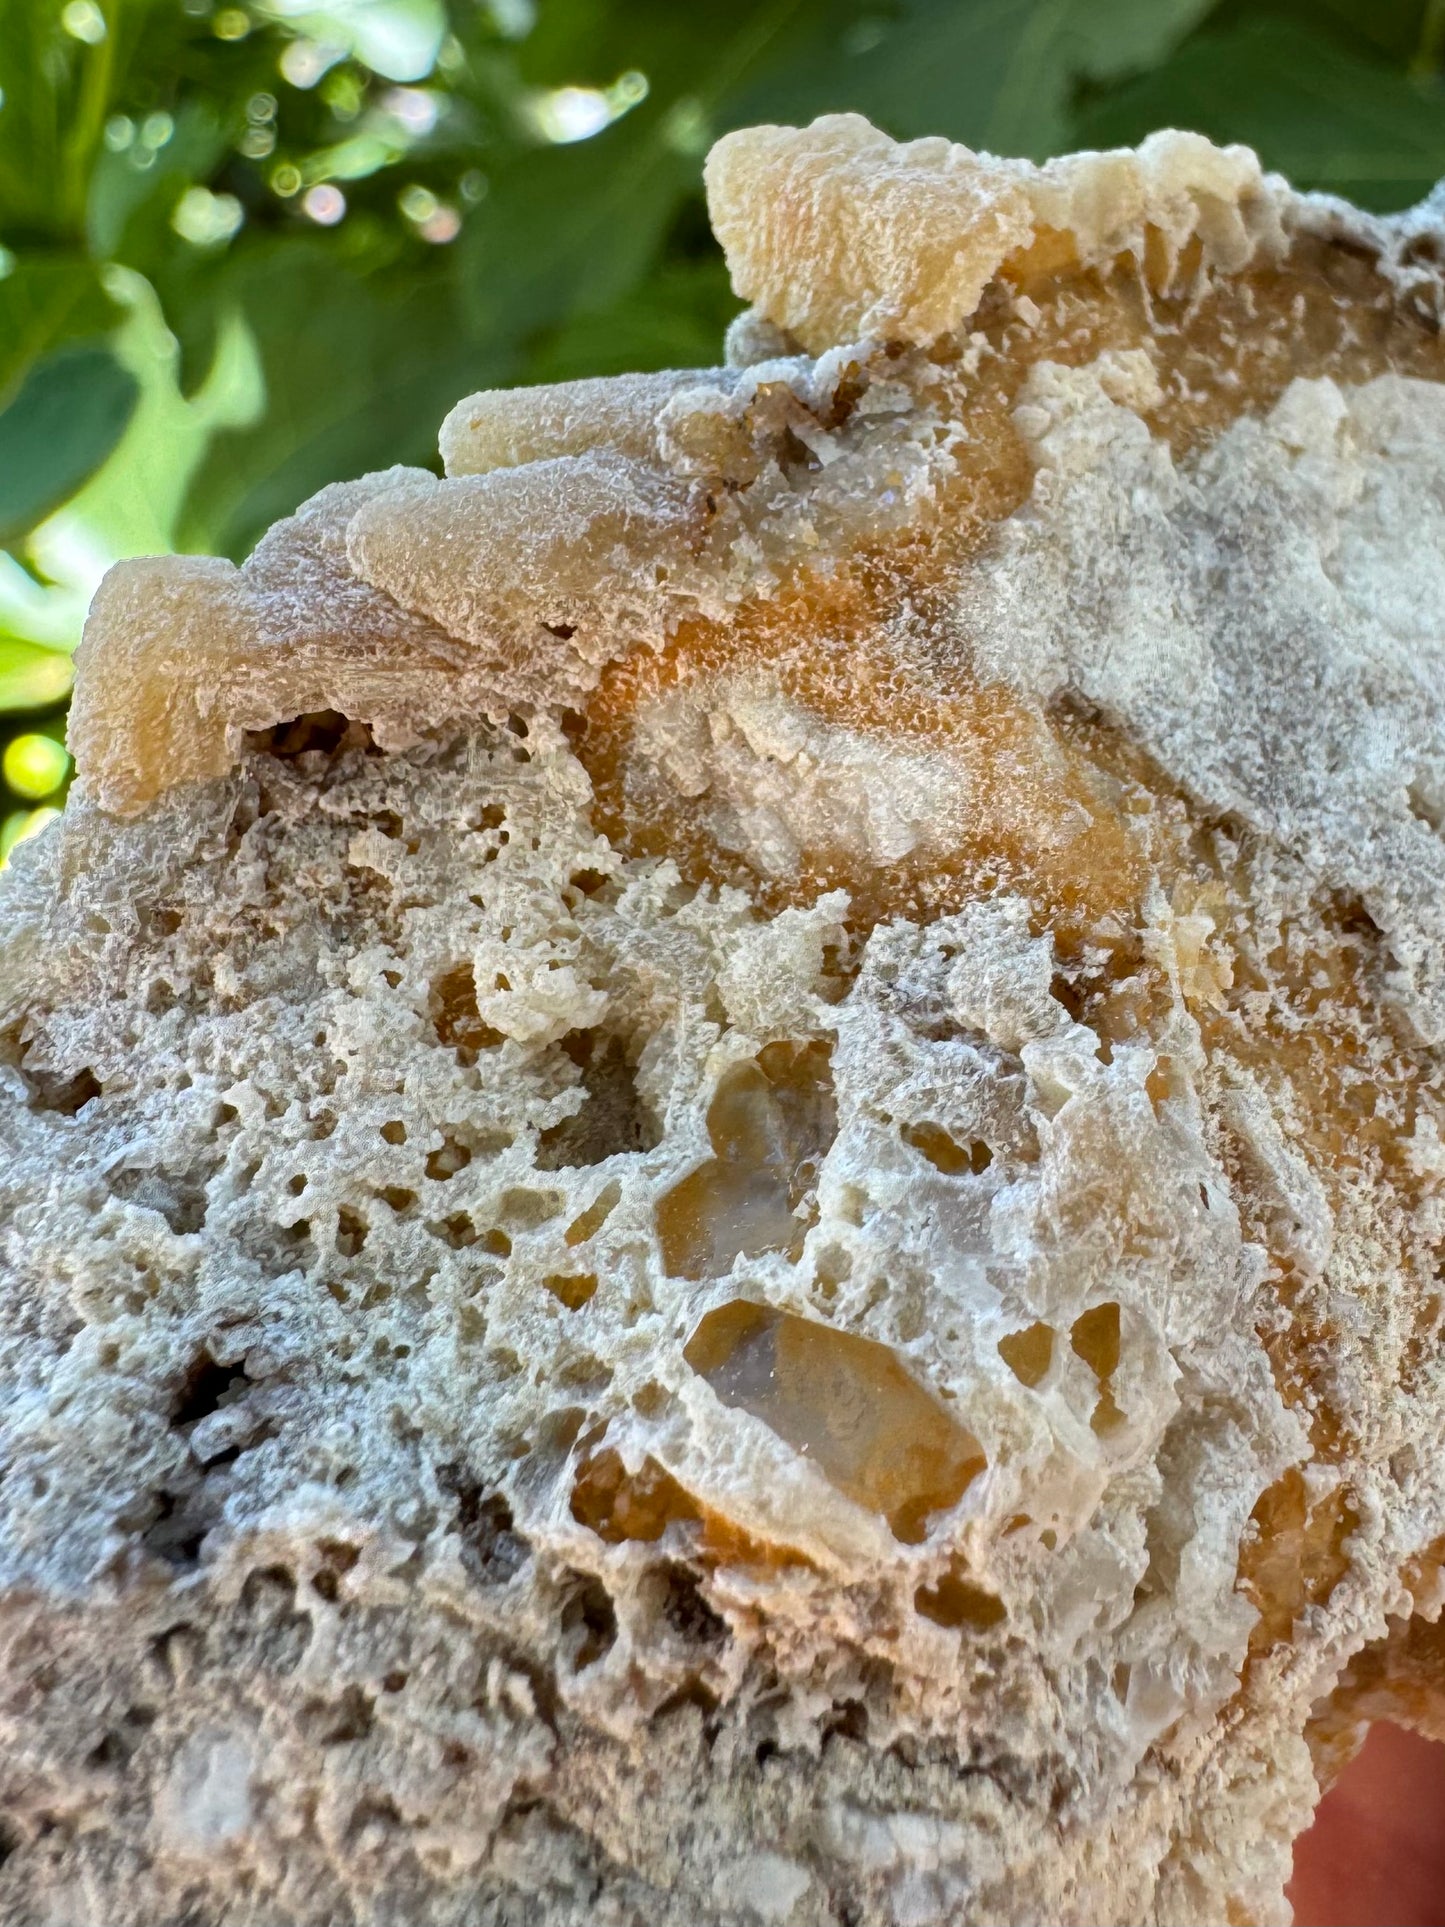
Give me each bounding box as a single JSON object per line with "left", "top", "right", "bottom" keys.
{"left": 657, "top": 1042, "right": 836, "bottom": 1280}
{"left": 998, "top": 1322, "right": 1055, "bottom": 1390}
{"left": 536, "top": 1030, "right": 661, "bottom": 1169}
{"left": 561, "top": 1573, "right": 618, "bottom": 1671}
{"left": 1071, "top": 1302, "right": 1125, "bottom": 1435}
{"left": 914, "top": 1566, "right": 1007, "bottom": 1631}
{"left": 570, "top": 1449, "right": 700, "bottom": 1544}
{"left": 430, "top": 964, "right": 504, "bottom": 1063}
{"left": 903, "top": 1121, "right": 992, "bottom": 1175}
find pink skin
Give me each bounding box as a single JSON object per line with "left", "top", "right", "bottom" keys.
{"left": 1289, "top": 1724, "right": 1445, "bottom": 1927}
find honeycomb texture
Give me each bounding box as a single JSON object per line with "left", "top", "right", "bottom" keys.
{"left": 4, "top": 115, "right": 1445, "bottom": 1925}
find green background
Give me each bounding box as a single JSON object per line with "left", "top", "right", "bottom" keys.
{"left": 2, "top": 0, "right": 1444, "bottom": 846}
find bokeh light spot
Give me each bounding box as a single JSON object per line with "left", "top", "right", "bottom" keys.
{"left": 3, "top": 735, "right": 71, "bottom": 803}
{"left": 384, "top": 87, "right": 439, "bottom": 136}
{"left": 419, "top": 205, "right": 460, "bottom": 243}
{"left": 279, "top": 37, "right": 339, "bottom": 87}
{"left": 61, "top": 0, "right": 107, "bottom": 44}
{"left": 302, "top": 183, "right": 346, "bottom": 225}
{"left": 398, "top": 183, "right": 437, "bottom": 222}
{"left": 526, "top": 71, "right": 647, "bottom": 145}
{"left": 172, "top": 186, "right": 245, "bottom": 246}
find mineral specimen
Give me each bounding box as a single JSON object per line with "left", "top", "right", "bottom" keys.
{"left": 5, "top": 112, "right": 1445, "bottom": 1924}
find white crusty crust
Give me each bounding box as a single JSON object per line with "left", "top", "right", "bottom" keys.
{"left": 63, "top": 117, "right": 1441, "bottom": 826}
{"left": 964, "top": 360, "right": 1445, "bottom": 1042}
{"left": 3, "top": 115, "right": 1445, "bottom": 1927}
{"left": 68, "top": 348, "right": 957, "bottom": 815}
{"left": 705, "top": 114, "right": 1287, "bottom": 353}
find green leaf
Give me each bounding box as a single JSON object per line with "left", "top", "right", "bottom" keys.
{"left": 175, "top": 242, "right": 487, "bottom": 559}
{"left": 729, "top": 0, "right": 1217, "bottom": 157}
{"left": 0, "top": 254, "right": 121, "bottom": 406}
{"left": 0, "top": 0, "right": 74, "bottom": 235}
{"left": 0, "top": 343, "right": 139, "bottom": 545}
{"left": 1285, "top": 0, "right": 1432, "bottom": 68}
{"left": 1075, "top": 14, "right": 1445, "bottom": 209}
{"left": 88, "top": 99, "right": 231, "bottom": 264}
{"left": 0, "top": 634, "right": 74, "bottom": 712}
{"left": 455, "top": 115, "right": 696, "bottom": 343}
{"left": 524, "top": 259, "right": 739, "bottom": 385}
{"left": 0, "top": 0, "right": 125, "bottom": 238}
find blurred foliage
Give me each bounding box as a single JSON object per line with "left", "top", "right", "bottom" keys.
{"left": 1, "top": 0, "right": 1444, "bottom": 848}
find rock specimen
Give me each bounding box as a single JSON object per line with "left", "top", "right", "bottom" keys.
{"left": 4, "top": 112, "right": 1445, "bottom": 1924}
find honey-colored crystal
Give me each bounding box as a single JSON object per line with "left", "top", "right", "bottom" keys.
{"left": 684, "top": 1301, "right": 986, "bottom": 1542}
{"left": 656, "top": 1044, "right": 834, "bottom": 1280}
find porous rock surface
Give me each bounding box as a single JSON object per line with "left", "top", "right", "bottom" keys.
{"left": 4, "top": 114, "right": 1445, "bottom": 1925}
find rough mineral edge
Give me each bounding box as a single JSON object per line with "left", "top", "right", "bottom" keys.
{"left": 68, "top": 344, "right": 955, "bottom": 816}
{"left": 66, "top": 116, "right": 1445, "bottom": 820}
{"left": 67, "top": 113, "right": 1296, "bottom": 823}
{"left": 704, "top": 114, "right": 1286, "bottom": 354}
{"left": 0, "top": 111, "right": 1443, "bottom": 1927}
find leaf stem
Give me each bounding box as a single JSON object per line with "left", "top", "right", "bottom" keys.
{"left": 62, "top": 0, "right": 120, "bottom": 237}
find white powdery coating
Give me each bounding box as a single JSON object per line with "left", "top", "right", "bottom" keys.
{"left": 706, "top": 114, "right": 1283, "bottom": 353}
{"left": 0, "top": 707, "right": 1356, "bottom": 1925}
{"left": 69, "top": 344, "right": 955, "bottom": 818}
{"left": 346, "top": 452, "right": 704, "bottom": 662}
{"left": 440, "top": 369, "right": 735, "bottom": 476}
{"left": 628, "top": 672, "right": 974, "bottom": 874}
{"left": 963, "top": 364, "right": 1445, "bottom": 1040}
{"left": 0, "top": 687, "right": 1436, "bottom": 1922}
{"left": 8, "top": 112, "right": 1445, "bottom": 1927}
